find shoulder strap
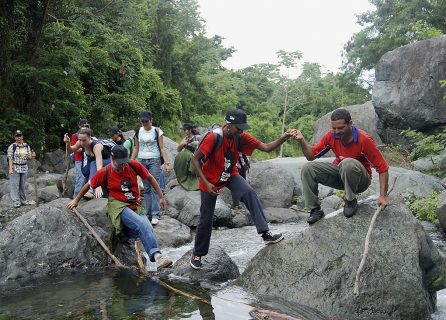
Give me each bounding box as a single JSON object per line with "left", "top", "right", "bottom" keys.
{"left": 195, "top": 127, "right": 223, "bottom": 163}
{"left": 12, "top": 143, "right": 17, "bottom": 156}
{"left": 155, "top": 127, "right": 161, "bottom": 151}
{"left": 104, "top": 162, "right": 137, "bottom": 188}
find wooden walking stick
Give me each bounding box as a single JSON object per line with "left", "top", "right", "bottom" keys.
{"left": 61, "top": 134, "right": 70, "bottom": 197}
{"left": 69, "top": 207, "right": 123, "bottom": 267}
{"left": 32, "top": 151, "right": 39, "bottom": 207}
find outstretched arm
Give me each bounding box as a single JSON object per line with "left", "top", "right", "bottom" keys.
{"left": 378, "top": 170, "right": 389, "bottom": 209}
{"left": 291, "top": 130, "right": 315, "bottom": 160}
{"left": 256, "top": 129, "right": 296, "bottom": 153}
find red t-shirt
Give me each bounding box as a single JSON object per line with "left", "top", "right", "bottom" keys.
{"left": 71, "top": 132, "right": 83, "bottom": 162}
{"left": 90, "top": 160, "right": 150, "bottom": 210}
{"left": 312, "top": 127, "right": 389, "bottom": 177}
{"left": 198, "top": 126, "right": 260, "bottom": 191}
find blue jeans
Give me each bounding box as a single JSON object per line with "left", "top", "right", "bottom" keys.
{"left": 89, "top": 158, "right": 111, "bottom": 197}
{"left": 74, "top": 160, "right": 86, "bottom": 198}
{"left": 120, "top": 207, "right": 161, "bottom": 259}
{"left": 140, "top": 158, "right": 161, "bottom": 220}
{"left": 9, "top": 171, "right": 28, "bottom": 205}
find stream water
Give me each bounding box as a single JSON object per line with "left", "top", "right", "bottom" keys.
{"left": 1, "top": 221, "right": 446, "bottom": 319}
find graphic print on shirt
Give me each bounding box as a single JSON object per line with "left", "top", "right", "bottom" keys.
{"left": 217, "top": 149, "right": 235, "bottom": 185}
{"left": 121, "top": 179, "right": 136, "bottom": 203}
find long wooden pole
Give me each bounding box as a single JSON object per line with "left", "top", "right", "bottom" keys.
{"left": 69, "top": 207, "right": 123, "bottom": 267}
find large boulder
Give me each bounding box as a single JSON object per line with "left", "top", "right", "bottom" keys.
{"left": 238, "top": 198, "right": 446, "bottom": 319}
{"left": 40, "top": 149, "right": 66, "bottom": 174}
{"left": 171, "top": 247, "right": 240, "bottom": 284}
{"left": 373, "top": 35, "right": 446, "bottom": 143}
{"left": 248, "top": 161, "right": 295, "bottom": 208}
{"left": 165, "top": 186, "right": 232, "bottom": 227}
{"left": 312, "top": 101, "right": 382, "bottom": 146}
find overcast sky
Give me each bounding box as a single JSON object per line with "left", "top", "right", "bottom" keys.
{"left": 197, "top": 0, "right": 374, "bottom": 75}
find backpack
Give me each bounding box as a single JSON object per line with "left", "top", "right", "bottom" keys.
{"left": 195, "top": 126, "right": 242, "bottom": 163}
{"left": 80, "top": 139, "right": 116, "bottom": 177}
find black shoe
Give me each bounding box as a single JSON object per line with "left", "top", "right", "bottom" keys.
{"left": 190, "top": 254, "right": 202, "bottom": 270}
{"left": 262, "top": 231, "right": 284, "bottom": 245}
{"left": 344, "top": 198, "right": 358, "bottom": 218}
{"left": 307, "top": 207, "right": 325, "bottom": 224}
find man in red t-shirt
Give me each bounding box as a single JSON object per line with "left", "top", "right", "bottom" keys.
{"left": 66, "top": 145, "right": 172, "bottom": 271}
{"left": 292, "top": 108, "right": 389, "bottom": 225}
{"left": 189, "top": 108, "right": 296, "bottom": 270}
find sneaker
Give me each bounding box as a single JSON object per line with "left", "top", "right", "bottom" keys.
{"left": 156, "top": 255, "right": 173, "bottom": 270}
{"left": 262, "top": 231, "right": 284, "bottom": 245}
{"left": 344, "top": 198, "right": 358, "bottom": 218}
{"left": 190, "top": 254, "right": 202, "bottom": 270}
{"left": 151, "top": 218, "right": 159, "bottom": 225}
{"left": 83, "top": 192, "right": 95, "bottom": 200}
{"left": 307, "top": 207, "right": 325, "bottom": 224}
{"left": 13, "top": 202, "right": 20, "bottom": 208}
{"left": 21, "top": 200, "right": 35, "bottom": 206}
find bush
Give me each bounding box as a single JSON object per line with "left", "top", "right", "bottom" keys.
{"left": 403, "top": 191, "right": 440, "bottom": 223}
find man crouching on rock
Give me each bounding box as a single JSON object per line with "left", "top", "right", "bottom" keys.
{"left": 66, "top": 145, "right": 172, "bottom": 270}
{"left": 291, "top": 108, "right": 389, "bottom": 225}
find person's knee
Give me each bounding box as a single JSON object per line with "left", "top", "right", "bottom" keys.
{"left": 339, "top": 158, "right": 360, "bottom": 172}
{"left": 301, "top": 162, "right": 316, "bottom": 178}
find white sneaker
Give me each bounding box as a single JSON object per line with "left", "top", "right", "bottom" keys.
{"left": 156, "top": 255, "right": 173, "bottom": 270}
{"left": 21, "top": 200, "right": 35, "bottom": 205}
{"left": 151, "top": 218, "right": 159, "bottom": 225}
{"left": 13, "top": 202, "right": 21, "bottom": 208}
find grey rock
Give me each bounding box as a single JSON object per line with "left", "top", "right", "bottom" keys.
{"left": 56, "top": 167, "right": 76, "bottom": 199}
{"left": 238, "top": 198, "right": 446, "bottom": 319}
{"left": 264, "top": 207, "right": 301, "bottom": 223}
{"left": 373, "top": 35, "right": 446, "bottom": 141}
{"left": 248, "top": 161, "right": 294, "bottom": 208}
{"left": 41, "top": 149, "right": 66, "bottom": 174}
{"left": 153, "top": 216, "right": 191, "bottom": 248}
{"left": 312, "top": 101, "right": 382, "bottom": 148}
{"left": 166, "top": 187, "right": 232, "bottom": 227}
{"left": 171, "top": 247, "right": 240, "bottom": 284}
{"left": 321, "top": 194, "right": 343, "bottom": 214}
{"left": 38, "top": 185, "right": 60, "bottom": 203}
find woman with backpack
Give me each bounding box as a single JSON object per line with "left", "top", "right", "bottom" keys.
{"left": 131, "top": 110, "right": 170, "bottom": 225}
{"left": 64, "top": 127, "right": 112, "bottom": 198}
{"left": 177, "top": 123, "right": 201, "bottom": 153}
{"left": 7, "top": 130, "right": 36, "bottom": 208}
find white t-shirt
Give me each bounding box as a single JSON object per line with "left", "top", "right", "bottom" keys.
{"left": 137, "top": 127, "right": 163, "bottom": 159}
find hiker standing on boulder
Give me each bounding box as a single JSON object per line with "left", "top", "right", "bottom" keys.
{"left": 176, "top": 123, "right": 201, "bottom": 153}
{"left": 64, "top": 127, "right": 112, "bottom": 199}
{"left": 7, "top": 130, "right": 36, "bottom": 208}
{"left": 189, "top": 108, "right": 296, "bottom": 270}
{"left": 72, "top": 119, "right": 90, "bottom": 198}
{"left": 131, "top": 110, "right": 171, "bottom": 226}
{"left": 291, "top": 108, "right": 389, "bottom": 225}
{"left": 66, "top": 145, "right": 172, "bottom": 271}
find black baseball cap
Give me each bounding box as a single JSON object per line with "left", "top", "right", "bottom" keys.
{"left": 225, "top": 108, "right": 250, "bottom": 130}
{"left": 111, "top": 145, "right": 130, "bottom": 164}
{"left": 14, "top": 130, "right": 23, "bottom": 136}
{"left": 107, "top": 127, "right": 121, "bottom": 136}
{"left": 139, "top": 110, "right": 152, "bottom": 121}
{"left": 182, "top": 123, "right": 194, "bottom": 130}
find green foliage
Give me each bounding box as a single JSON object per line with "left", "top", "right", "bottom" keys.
{"left": 343, "top": 0, "right": 446, "bottom": 75}
{"left": 401, "top": 129, "right": 446, "bottom": 160}
{"left": 403, "top": 191, "right": 440, "bottom": 223}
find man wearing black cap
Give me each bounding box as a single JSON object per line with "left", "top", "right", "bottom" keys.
{"left": 189, "top": 108, "right": 297, "bottom": 270}
{"left": 66, "top": 145, "right": 172, "bottom": 271}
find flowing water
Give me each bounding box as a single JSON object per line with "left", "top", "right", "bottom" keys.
{"left": 1, "top": 221, "right": 446, "bottom": 319}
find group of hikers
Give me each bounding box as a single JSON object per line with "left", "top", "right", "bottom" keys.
{"left": 7, "top": 107, "right": 389, "bottom": 272}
